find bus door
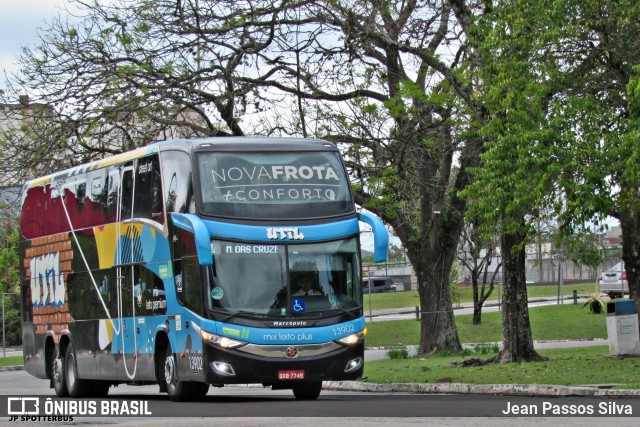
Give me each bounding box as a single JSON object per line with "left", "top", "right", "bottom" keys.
{"left": 114, "top": 164, "right": 139, "bottom": 379}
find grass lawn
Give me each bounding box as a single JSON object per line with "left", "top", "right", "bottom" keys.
{"left": 363, "top": 346, "right": 640, "bottom": 388}
{"left": 365, "top": 303, "right": 608, "bottom": 348}
{"left": 364, "top": 282, "right": 601, "bottom": 312}
{"left": 0, "top": 356, "right": 22, "bottom": 367}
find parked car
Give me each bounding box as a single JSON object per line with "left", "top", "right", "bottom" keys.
{"left": 362, "top": 277, "right": 397, "bottom": 293}
{"left": 599, "top": 261, "right": 628, "bottom": 298}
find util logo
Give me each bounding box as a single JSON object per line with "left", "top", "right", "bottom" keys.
{"left": 266, "top": 227, "right": 304, "bottom": 240}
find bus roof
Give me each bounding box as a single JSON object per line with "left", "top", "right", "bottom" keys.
{"left": 24, "top": 137, "right": 337, "bottom": 189}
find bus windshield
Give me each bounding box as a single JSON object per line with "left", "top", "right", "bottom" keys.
{"left": 195, "top": 151, "right": 353, "bottom": 219}
{"left": 207, "top": 238, "right": 361, "bottom": 317}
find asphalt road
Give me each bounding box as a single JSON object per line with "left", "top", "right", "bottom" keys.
{"left": 0, "top": 369, "right": 638, "bottom": 425}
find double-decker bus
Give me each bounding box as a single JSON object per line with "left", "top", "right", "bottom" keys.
{"left": 19, "top": 137, "right": 388, "bottom": 401}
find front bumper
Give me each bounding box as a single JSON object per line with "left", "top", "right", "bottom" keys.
{"left": 203, "top": 341, "right": 364, "bottom": 385}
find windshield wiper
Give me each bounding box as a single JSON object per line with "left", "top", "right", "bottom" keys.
{"left": 218, "top": 310, "right": 272, "bottom": 323}
{"left": 308, "top": 307, "right": 359, "bottom": 320}
{"left": 331, "top": 307, "right": 359, "bottom": 319}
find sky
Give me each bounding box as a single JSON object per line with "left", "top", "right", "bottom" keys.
{"left": 0, "top": 0, "right": 71, "bottom": 81}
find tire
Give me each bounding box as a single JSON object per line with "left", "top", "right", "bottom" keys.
{"left": 292, "top": 381, "right": 322, "bottom": 400}
{"left": 65, "top": 342, "right": 92, "bottom": 398}
{"left": 161, "top": 346, "right": 193, "bottom": 402}
{"left": 52, "top": 347, "right": 68, "bottom": 397}
{"left": 190, "top": 381, "right": 210, "bottom": 398}
{"left": 91, "top": 381, "right": 110, "bottom": 398}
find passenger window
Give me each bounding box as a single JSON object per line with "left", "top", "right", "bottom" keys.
{"left": 160, "top": 151, "right": 193, "bottom": 214}
{"left": 86, "top": 168, "right": 108, "bottom": 227}
{"left": 106, "top": 170, "right": 120, "bottom": 223}
{"left": 134, "top": 155, "right": 164, "bottom": 223}
{"left": 134, "top": 266, "right": 167, "bottom": 316}
{"left": 175, "top": 257, "right": 203, "bottom": 314}
{"left": 68, "top": 271, "right": 109, "bottom": 320}
{"left": 121, "top": 167, "right": 134, "bottom": 221}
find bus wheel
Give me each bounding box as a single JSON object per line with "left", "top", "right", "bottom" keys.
{"left": 162, "top": 346, "right": 192, "bottom": 401}
{"left": 190, "top": 382, "right": 209, "bottom": 398}
{"left": 292, "top": 381, "right": 322, "bottom": 400}
{"left": 65, "top": 342, "right": 91, "bottom": 397}
{"left": 52, "top": 348, "right": 68, "bottom": 397}
{"left": 91, "top": 381, "right": 110, "bottom": 398}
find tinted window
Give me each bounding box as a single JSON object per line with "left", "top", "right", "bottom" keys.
{"left": 85, "top": 168, "right": 108, "bottom": 227}
{"left": 160, "top": 150, "right": 193, "bottom": 214}
{"left": 175, "top": 257, "right": 203, "bottom": 314}
{"left": 68, "top": 271, "right": 110, "bottom": 320}
{"left": 106, "top": 169, "right": 120, "bottom": 223}
{"left": 134, "top": 155, "right": 164, "bottom": 223}
{"left": 121, "top": 166, "right": 134, "bottom": 221}
{"left": 134, "top": 266, "right": 167, "bottom": 316}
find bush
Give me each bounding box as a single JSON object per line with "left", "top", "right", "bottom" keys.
{"left": 459, "top": 348, "right": 473, "bottom": 357}
{"left": 387, "top": 348, "right": 409, "bottom": 359}
{"left": 474, "top": 344, "right": 500, "bottom": 355}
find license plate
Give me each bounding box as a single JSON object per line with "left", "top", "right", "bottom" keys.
{"left": 278, "top": 370, "right": 305, "bottom": 380}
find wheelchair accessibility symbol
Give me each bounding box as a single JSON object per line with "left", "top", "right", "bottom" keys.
{"left": 292, "top": 299, "right": 306, "bottom": 313}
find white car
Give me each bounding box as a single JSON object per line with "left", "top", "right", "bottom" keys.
{"left": 599, "top": 261, "right": 628, "bottom": 297}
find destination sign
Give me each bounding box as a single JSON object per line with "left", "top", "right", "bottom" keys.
{"left": 198, "top": 152, "right": 350, "bottom": 205}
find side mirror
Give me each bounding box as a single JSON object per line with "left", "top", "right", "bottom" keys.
{"left": 358, "top": 211, "right": 389, "bottom": 263}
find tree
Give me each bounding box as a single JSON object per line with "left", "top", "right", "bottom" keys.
{"left": 457, "top": 218, "right": 500, "bottom": 325}
{"left": 539, "top": 0, "right": 640, "bottom": 320}
{"left": 622, "top": 65, "right": 640, "bottom": 320}
{"left": 463, "top": 0, "right": 563, "bottom": 362}
{"left": 0, "top": 224, "right": 21, "bottom": 347}
{"left": 5, "top": 0, "right": 501, "bottom": 354}
{"left": 0, "top": 224, "right": 19, "bottom": 294}
{"left": 490, "top": 0, "right": 640, "bottom": 322}
{"left": 387, "top": 243, "right": 406, "bottom": 264}
{"left": 466, "top": 0, "right": 640, "bottom": 360}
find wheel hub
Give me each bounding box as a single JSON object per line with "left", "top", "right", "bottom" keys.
{"left": 164, "top": 355, "right": 176, "bottom": 387}
{"left": 66, "top": 353, "right": 76, "bottom": 386}
{"left": 53, "top": 359, "right": 63, "bottom": 386}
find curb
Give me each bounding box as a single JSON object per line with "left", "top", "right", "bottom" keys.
{"left": 323, "top": 381, "right": 640, "bottom": 397}
{"left": 0, "top": 365, "right": 24, "bottom": 372}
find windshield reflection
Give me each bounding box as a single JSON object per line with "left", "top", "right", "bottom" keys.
{"left": 207, "top": 238, "right": 361, "bottom": 317}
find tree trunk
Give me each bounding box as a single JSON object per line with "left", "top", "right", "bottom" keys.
{"left": 472, "top": 272, "right": 482, "bottom": 325}
{"left": 413, "top": 250, "right": 462, "bottom": 355}
{"left": 499, "top": 222, "right": 545, "bottom": 362}
{"left": 618, "top": 205, "right": 640, "bottom": 331}
{"left": 472, "top": 306, "right": 482, "bottom": 325}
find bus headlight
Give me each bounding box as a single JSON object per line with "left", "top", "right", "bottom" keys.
{"left": 335, "top": 330, "right": 365, "bottom": 346}
{"left": 200, "top": 330, "right": 246, "bottom": 349}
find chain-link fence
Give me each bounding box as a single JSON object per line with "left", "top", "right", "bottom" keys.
{"left": 365, "top": 253, "right": 611, "bottom": 291}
